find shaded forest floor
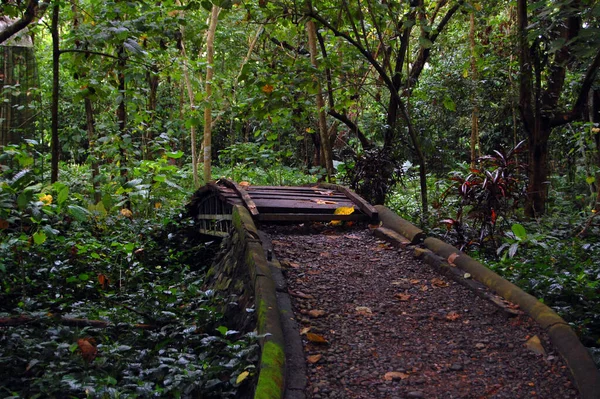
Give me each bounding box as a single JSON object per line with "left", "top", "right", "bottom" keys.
{"left": 265, "top": 224, "right": 579, "bottom": 399}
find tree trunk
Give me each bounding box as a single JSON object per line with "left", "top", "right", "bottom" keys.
{"left": 50, "top": 3, "right": 60, "bottom": 183}
{"left": 84, "top": 99, "right": 101, "bottom": 204}
{"left": 203, "top": 5, "right": 220, "bottom": 183}
{"left": 469, "top": 11, "right": 479, "bottom": 167}
{"left": 306, "top": 20, "right": 334, "bottom": 180}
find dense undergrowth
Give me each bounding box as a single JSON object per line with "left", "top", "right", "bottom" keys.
{"left": 0, "top": 145, "right": 261, "bottom": 398}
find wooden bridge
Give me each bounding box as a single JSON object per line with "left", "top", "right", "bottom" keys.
{"left": 187, "top": 179, "right": 378, "bottom": 236}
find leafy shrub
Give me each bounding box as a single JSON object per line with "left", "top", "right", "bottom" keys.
{"left": 439, "top": 141, "right": 527, "bottom": 252}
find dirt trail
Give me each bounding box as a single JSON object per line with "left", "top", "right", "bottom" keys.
{"left": 264, "top": 224, "right": 579, "bottom": 399}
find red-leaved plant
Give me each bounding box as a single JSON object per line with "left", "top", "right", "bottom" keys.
{"left": 440, "top": 140, "right": 527, "bottom": 252}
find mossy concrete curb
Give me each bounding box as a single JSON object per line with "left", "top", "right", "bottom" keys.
{"left": 375, "top": 205, "right": 426, "bottom": 244}
{"left": 232, "top": 206, "right": 286, "bottom": 399}
{"left": 375, "top": 206, "right": 600, "bottom": 399}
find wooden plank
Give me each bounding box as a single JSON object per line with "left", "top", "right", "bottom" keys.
{"left": 218, "top": 179, "right": 259, "bottom": 216}
{"left": 248, "top": 186, "right": 324, "bottom": 192}
{"left": 257, "top": 213, "right": 369, "bottom": 222}
{"left": 252, "top": 198, "right": 355, "bottom": 210}
{"left": 247, "top": 193, "right": 347, "bottom": 201}
{"left": 317, "top": 183, "right": 378, "bottom": 218}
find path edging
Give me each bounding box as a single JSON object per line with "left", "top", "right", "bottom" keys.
{"left": 232, "top": 205, "right": 286, "bottom": 399}
{"left": 375, "top": 205, "right": 600, "bottom": 399}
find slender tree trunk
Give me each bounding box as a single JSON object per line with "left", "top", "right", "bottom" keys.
{"left": 50, "top": 3, "right": 60, "bottom": 183}
{"left": 469, "top": 12, "right": 479, "bottom": 167}
{"left": 145, "top": 69, "right": 159, "bottom": 159}
{"left": 203, "top": 5, "right": 220, "bottom": 183}
{"left": 306, "top": 20, "right": 334, "bottom": 180}
{"left": 180, "top": 39, "right": 199, "bottom": 187}
{"left": 84, "top": 99, "right": 101, "bottom": 203}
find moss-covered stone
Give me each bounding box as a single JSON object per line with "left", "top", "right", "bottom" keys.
{"left": 254, "top": 341, "right": 285, "bottom": 399}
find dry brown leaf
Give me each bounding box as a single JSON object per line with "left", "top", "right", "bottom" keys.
{"left": 300, "top": 327, "right": 311, "bottom": 335}
{"left": 306, "top": 333, "right": 328, "bottom": 344}
{"left": 313, "top": 199, "right": 338, "bottom": 205}
{"left": 394, "top": 293, "right": 411, "bottom": 302}
{"left": 307, "top": 354, "right": 322, "bottom": 364}
{"left": 446, "top": 311, "right": 461, "bottom": 321}
{"left": 383, "top": 371, "right": 409, "bottom": 381}
{"left": 525, "top": 335, "right": 547, "bottom": 356}
{"left": 431, "top": 278, "right": 449, "bottom": 288}
{"left": 420, "top": 285, "right": 428, "bottom": 291}
{"left": 239, "top": 181, "right": 251, "bottom": 189}
{"left": 410, "top": 279, "right": 421, "bottom": 285}
{"left": 345, "top": 234, "right": 361, "bottom": 240}
{"left": 289, "top": 290, "right": 314, "bottom": 300}
{"left": 308, "top": 309, "right": 326, "bottom": 318}
{"left": 315, "top": 190, "right": 334, "bottom": 196}
{"left": 77, "top": 337, "right": 98, "bottom": 363}
{"left": 355, "top": 306, "right": 373, "bottom": 316}
{"left": 448, "top": 252, "right": 459, "bottom": 266}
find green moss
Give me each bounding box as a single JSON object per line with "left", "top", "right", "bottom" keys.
{"left": 254, "top": 341, "right": 285, "bottom": 399}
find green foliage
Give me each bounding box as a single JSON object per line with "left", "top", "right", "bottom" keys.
{"left": 485, "top": 217, "right": 600, "bottom": 346}
{"left": 0, "top": 150, "right": 257, "bottom": 397}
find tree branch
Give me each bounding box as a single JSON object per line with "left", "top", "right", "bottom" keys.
{"left": 550, "top": 47, "right": 600, "bottom": 127}
{"left": 409, "top": 0, "right": 463, "bottom": 86}
{"left": 328, "top": 109, "right": 370, "bottom": 149}
{"left": 0, "top": 0, "right": 39, "bottom": 45}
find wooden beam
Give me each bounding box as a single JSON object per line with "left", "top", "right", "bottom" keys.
{"left": 218, "top": 179, "right": 259, "bottom": 216}
{"left": 257, "top": 213, "right": 369, "bottom": 222}
{"left": 317, "top": 183, "right": 378, "bottom": 218}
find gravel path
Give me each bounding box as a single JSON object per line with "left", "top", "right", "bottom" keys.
{"left": 264, "top": 224, "right": 579, "bottom": 399}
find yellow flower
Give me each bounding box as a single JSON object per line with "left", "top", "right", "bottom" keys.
{"left": 120, "top": 208, "right": 133, "bottom": 218}
{"left": 40, "top": 194, "right": 53, "bottom": 205}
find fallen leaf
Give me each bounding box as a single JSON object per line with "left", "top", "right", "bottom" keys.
{"left": 239, "top": 181, "right": 251, "bottom": 189}
{"left": 446, "top": 311, "right": 461, "bottom": 321}
{"left": 420, "top": 285, "right": 428, "bottom": 291}
{"left": 394, "top": 293, "right": 411, "bottom": 301}
{"left": 345, "top": 234, "right": 361, "bottom": 239}
{"left": 289, "top": 290, "right": 314, "bottom": 300}
{"left": 355, "top": 306, "right": 373, "bottom": 315}
{"left": 307, "top": 354, "right": 322, "bottom": 364}
{"left": 236, "top": 370, "right": 250, "bottom": 384}
{"left": 306, "top": 333, "right": 328, "bottom": 344}
{"left": 383, "top": 371, "right": 409, "bottom": 381}
{"left": 463, "top": 273, "right": 472, "bottom": 279}
{"left": 307, "top": 309, "right": 326, "bottom": 318}
{"left": 77, "top": 337, "right": 98, "bottom": 363}
{"left": 475, "top": 343, "right": 486, "bottom": 350}
{"left": 313, "top": 199, "right": 338, "bottom": 205}
{"left": 334, "top": 206, "right": 355, "bottom": 215}
{"left": 431, "top": 278, "right": 449, "bottom": 288}
{"left": 300, "top": 327, "right": 311, "bottom": 335}
{"left": 448, "top": 252, "right": 459, "bottom": 265}
{"left": 525, "top": 335, "right": 547, "bottom": 356}
{"left": 280, "top": 260, "right": 300, "bottom": 268}
{"left": 315, "top": 190, "right": 334, "bottom": 196}
{"left": 410, "top": 279, "right": 421, "bottom": 285}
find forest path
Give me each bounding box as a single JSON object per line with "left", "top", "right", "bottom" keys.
{"left": 262, "top": 224, "right": 578, "bottom": 399}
